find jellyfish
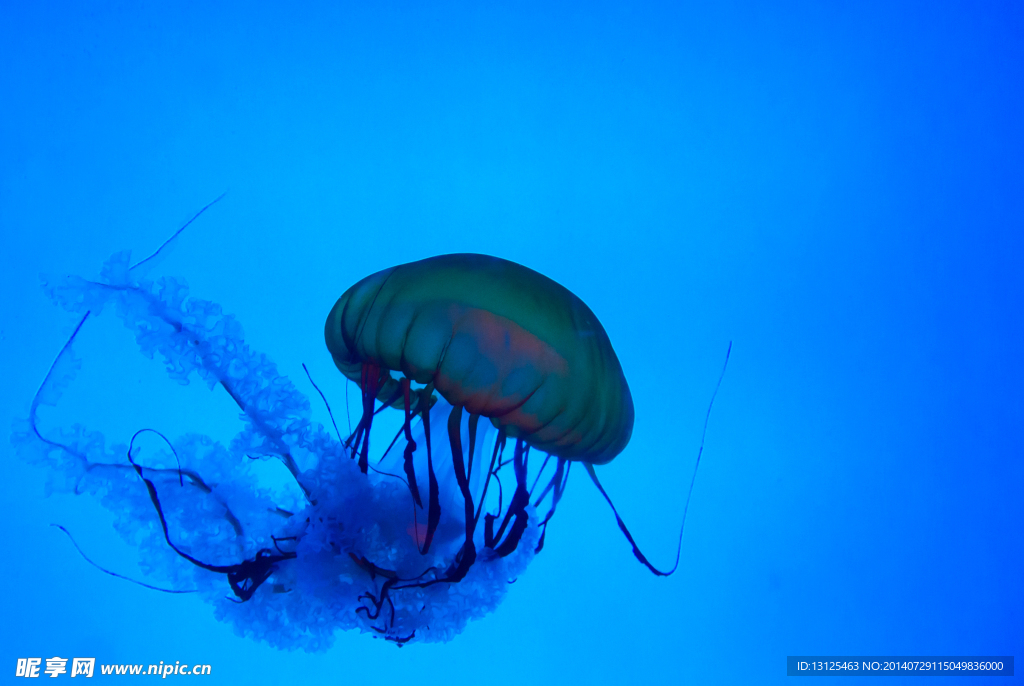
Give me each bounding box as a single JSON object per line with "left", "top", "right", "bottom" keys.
{"left": 13, "top": 214, "right": 726, "bottom": 648}
{"left": 322, "top": 252, "right": 633, "bottom": 559}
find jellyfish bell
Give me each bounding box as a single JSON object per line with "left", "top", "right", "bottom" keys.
{"left": 324, "top": 253, "right": 634, "bottom": 465}
{"left": 17, "top": 217, "right": 720, "bottom": 649}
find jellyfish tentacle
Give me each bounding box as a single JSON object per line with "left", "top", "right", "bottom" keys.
{"left": 584, "top": 462, "right": 678, "bottom": 576}
{"left": 28, "top": 311, "right": 91, "bottom": 461}
{"left": 492, "top": 441, "right": 531, "bottom": 557}
{"left": 372, "top": 383, "right": 404, "bottom": 415}
{"left": 473, "top": 428, "right": 506, "bottom": 525}
{"left": 58, "top": 274, "right": 316, "bottom": 500}
{"left": 534, "top": 459, "right": 570, "bottom": 553}
{"left": 302, "top": 362, "right": 341, "bottom": 443}
{"left": 128, "top": 428, "right": 183, "bottom": 485}
{"left": 445, "top": 404, "right": 477, "bottom": 583}
{"left": 27, "top": 246, "right": 566, "bottom": 647}
{"left": 528, "top": 452, "right": 553, "bottom": 497}
{"left": 466, "top": 412, "right": 480, "bottom": 483}
{"left": 531, "top": 455, "right": 558, "bottom": 506}
{"left": 483, "top": 439, "right": 531, "bottom": 557}
{"left": 126, "top": 445, "right": 296, "bottom": 600}
{"left": 420, "top": 393, "right": 441, "bottom": 555}
{"left": 358, "top": 404, "right": 513, "bottom": 594}
{"left": 585, "top": 341, "right": 732, "bottom": 576}
{"left": 52, "top": 524, "right": 198, "bottom": 594}
{"left": 355, "top": 578, "right": 398, "bottom": 621}
{"left": 348, "top": 363, "right": 403, "bottom": 473}
{"left": 127, "top": 192, "right": 226, "bottom": 273}
{"left": 485, "top": 440, "right": 522, "bottom": 545}
{"left": 128, "top": 429, "right": 244, "bottom": 537}
{"left": 400, "top": 377, "right": 423, "bottom": 508}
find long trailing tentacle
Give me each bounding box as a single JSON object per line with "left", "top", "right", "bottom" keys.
{"left": 420, "top": 392, "right": 441, "bottom": 554}
{"left": 33, "top": 195, "right": 309, "bottom": 602}
{"left": 29, "top": 311, "right": 90, "bottom": 454}
{"left": 127, "top": 428, "right": 184, "bottom": 486}
{"left": 444, "top": 404, "right": 477, "bottom": 582}
{"left": 400, "top": 377, "right": 423, "bottom": 508}
{"left": 533, "top": 457, "right": 569, "bottom": 553}
{"left": 128, "top": 192, "right": 226, "bottom": 273}
{"left": 302, "top": 362, "right": 342, "bottom": 443}
{"left": 588, "top": 341, "right": 732, "bottom": 576}
{"left": 128, "top": 429, "right": 246, "bottom": 537}
{"left": 473, "top": 429, "right": 506, "bottom": 524}
{"left": 485, "top": 439, "right": 532, "bottom": 556}
{"left": 125, "top": 445, "right": 295, "bottom": 601}
{"left": 52, "top": 524, "right": 198, "bottom": 594}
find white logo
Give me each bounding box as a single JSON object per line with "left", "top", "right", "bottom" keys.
{"left": 16, "top": 658, "right": 95, "bottom": 678}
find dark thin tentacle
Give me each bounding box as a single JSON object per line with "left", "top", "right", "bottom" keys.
{"left": 128, "top": 192, "right": 226, "bottom": 272}
{"left": 29, "top": 312, "right": 91, "bottom": 455}
{"left": 587, "top": 340, "right": 732, "bottom": 576}
{"left": 420, "top": 396, "right": 441, "bottom": 554}
{"left": 345, "top": 377, "right": 353, "bottom": 436}
{"left": 466, "top": 413, "right": 480, "bottom": 483}
{"left": 357, "top": 426, "right": 527, "bottom": 596}
{"left": 680, "top": 341, "right": 733, "bottom": 539}
{"left": 128, "top": 428, "right": 183, "bottom": 486}
{"left": 535, "top": 459, "right": 570, "bottom": 553}
{"left": 126, "top": 446, "right": 295, "bottom": 601}
{"left": 52, "top": 524, "right": 198, "bottom": 594}
{"left": 529, "top": 452, "right": 553, "bottom": 498}
{"left": 445, "top": 405, "right": 477, "bottom": 582}
{"left": 492, "top": 441, "right": 531, "bottom": 557}
{"left": 377, "top": 423, "right": 406, "bottom": 464}
{"left": 473, "top": 430, "right": 505, "bottom": 525}
{"left": 400, "top": 378, "right": 423, "bottom": 508}
{"left": 373, "top": 384, "right": 404, "bottom": 415}
{"left": 348, "top": 363, "right": 386, "bottom": 473}
{"left": 488, "top": 440, "right": 524, "bottom": 546}
{"left": 369, "top": 464, "right": 410, "bottom": 488}
{"left": 302, "top": 363, "right": 342, "bottom": 443}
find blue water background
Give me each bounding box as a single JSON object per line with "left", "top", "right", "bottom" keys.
{"left": 1, "top": 2, "right": 1021, "bottom": 684}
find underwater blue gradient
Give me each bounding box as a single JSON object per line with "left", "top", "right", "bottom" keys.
{"left": 1, "top": 1, "right": 1020, "bottom": 684}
